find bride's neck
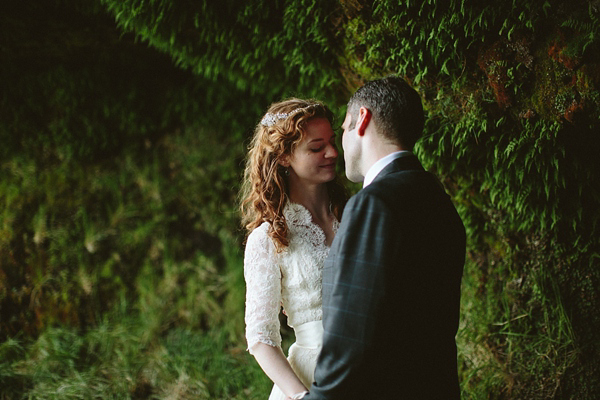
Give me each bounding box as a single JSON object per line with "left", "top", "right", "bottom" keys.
{"left": 288, "top": 183, "right": 330, "bottom": 220}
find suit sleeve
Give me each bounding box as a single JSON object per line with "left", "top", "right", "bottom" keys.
{"left": 307, "top": 192, "right": 395, "bottom": 398}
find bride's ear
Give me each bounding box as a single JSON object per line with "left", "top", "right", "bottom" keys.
{"left": 278, "top": 156, "right": 291, "bottom": 168}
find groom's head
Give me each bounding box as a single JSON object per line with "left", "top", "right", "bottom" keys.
{"left": 346, "top": 76, "right": 425, "bottom": 151}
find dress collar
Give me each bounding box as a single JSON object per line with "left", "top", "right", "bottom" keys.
{"left": 283, "top": 202, "right": 313, "bottom": 226}
{"left": 283, "top": 202, "right": 339, "bottom": 247}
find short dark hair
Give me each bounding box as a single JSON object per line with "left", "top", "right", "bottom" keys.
{"left": 347, "top": 76, "right": 425, "bottom": 150}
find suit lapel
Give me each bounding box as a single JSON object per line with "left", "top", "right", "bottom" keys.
{"left": 371, "top": 153, "right": 425, "bottom": 184}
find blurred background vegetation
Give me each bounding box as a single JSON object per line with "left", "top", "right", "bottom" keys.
{"left": 1, "top": 0, "right": 598, "bottom": 398}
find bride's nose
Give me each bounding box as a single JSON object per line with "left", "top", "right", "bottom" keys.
{"left": 325, "top": 143, "right": 338, "bottom": 158}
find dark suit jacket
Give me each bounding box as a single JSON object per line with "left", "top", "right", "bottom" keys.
{"left": 305, "top": 154, "right": 466, "bottom": 399}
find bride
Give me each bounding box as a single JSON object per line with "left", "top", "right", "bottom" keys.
{"left": 240, "top": 99, "right": 347, "bottom": 399}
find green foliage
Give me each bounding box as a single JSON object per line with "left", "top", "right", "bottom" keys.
{"left": 1, "top": 2, "right": 262, "bottom": 396}
{"left": 99, "top": 0, "right": 346, "bottom": 103}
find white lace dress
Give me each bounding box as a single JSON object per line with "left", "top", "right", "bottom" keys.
{"left": 244, "top": 202, "right": 338, "bottom": 400}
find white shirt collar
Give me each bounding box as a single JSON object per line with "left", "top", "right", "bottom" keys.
{"left": 363, "top": 151, "right": 411, "bottom": 188}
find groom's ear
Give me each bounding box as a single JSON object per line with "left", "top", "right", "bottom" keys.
{"left": 356, "top": 107, "right": 372, "bottom": 137}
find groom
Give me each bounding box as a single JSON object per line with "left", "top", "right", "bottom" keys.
{"left": 302, "top": 76, "right": 466, "bottom": 399}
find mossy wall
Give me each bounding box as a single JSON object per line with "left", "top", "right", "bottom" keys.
{"left": 1, "top": 0, "right": 598, "bottom": 398}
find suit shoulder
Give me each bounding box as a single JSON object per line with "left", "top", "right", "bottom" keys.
{"left": 345, "top": 185, "right": 390, "bottom": 213}
{"left": 373, "top": 169, "right": 446, "bottom": 195}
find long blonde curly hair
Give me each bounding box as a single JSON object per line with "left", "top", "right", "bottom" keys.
{"left": 240, "top": 98, "right": 347, "bottom": 251}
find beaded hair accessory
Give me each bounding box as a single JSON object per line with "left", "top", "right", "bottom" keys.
{"left": 260, "top": 104, "right": 319, "bottom": 127}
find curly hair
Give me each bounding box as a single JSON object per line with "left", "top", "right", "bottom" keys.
{"left": 240, "top": 98, "right": 348, "bottom": 251}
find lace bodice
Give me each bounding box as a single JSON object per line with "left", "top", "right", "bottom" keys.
{"left": 244, "top": 202, "right": 339, "bottom": 353}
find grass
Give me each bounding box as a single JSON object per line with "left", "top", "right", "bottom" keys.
{"left": 0, "top": 117, "right": 273, "bottom": 399}
{"left": 457, "top": 252, "right": 579, "bottom": 399}
{"left": 0, "top": 312, "right": 271, "bottom": 399}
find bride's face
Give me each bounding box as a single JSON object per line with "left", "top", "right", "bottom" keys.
{"left": 284, "top": 117, "right": 338, "bottom": 187}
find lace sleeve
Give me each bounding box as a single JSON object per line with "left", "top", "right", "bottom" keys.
{"left": 244, "top": 225, "right": 282, "bottom": 353}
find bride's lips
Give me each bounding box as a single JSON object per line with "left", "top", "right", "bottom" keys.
{"left": 320, "top": 163, "right": 336, "bottom": 168}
